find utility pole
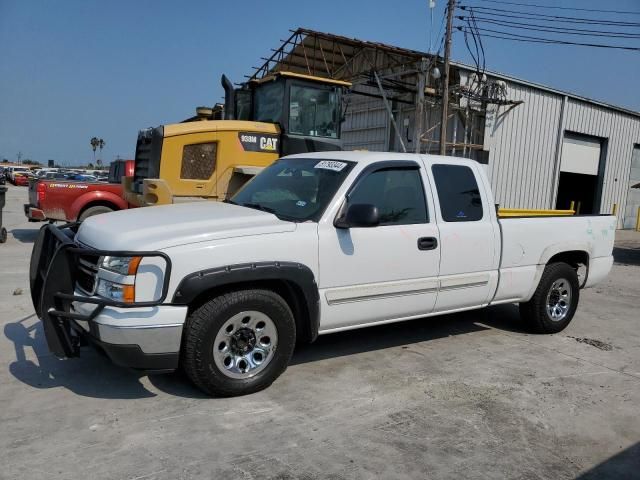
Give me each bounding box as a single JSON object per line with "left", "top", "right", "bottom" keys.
{"left": 439, "top": 0, "right": 455, "bottom": 155}
{"left": 415, "top": 58, "right": 427, "bottom": 154}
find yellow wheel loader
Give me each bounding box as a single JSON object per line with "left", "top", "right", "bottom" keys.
{"left": 123, "top": 72, "right": 351, "bottom": 206}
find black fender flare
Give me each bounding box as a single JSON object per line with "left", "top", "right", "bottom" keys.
{"left": 172, "top": 261, "right": 320, "bottom": 341}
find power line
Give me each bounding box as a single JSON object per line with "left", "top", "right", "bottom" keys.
{"left": 434, "top": 3, "right": 449, "bottom": 55}
{"left": 459, "top": 5, "right": 640, "bottom": 27}
{"left": 463, "top": 0, "right": 640, "bottom": 16}
{"left": 458, "top": 15, "right": 640, "bottom": 39}
{"left": 456, "top": 25, "right": 640, "bottom": 51}
{"left": 459, "top": 8, "right": 640, "bottom": 27}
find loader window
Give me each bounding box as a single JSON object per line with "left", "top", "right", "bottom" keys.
{"left": 180, "top": 142, "right": 217, "bottom": 180}
{"left": 289, "top": 85, "right": 339, "bottom": 138}
{"left": 254, "top": 81, "right": 284, "bottom": 123}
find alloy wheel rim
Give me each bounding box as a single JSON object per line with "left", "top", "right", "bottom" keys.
{"left": 546, "top": 278, "right": 572, "bottom": 322}
{"left": 213, "top": 311, "right": 278, "bottom": 379}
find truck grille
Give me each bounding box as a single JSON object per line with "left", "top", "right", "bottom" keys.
{"left": 76, "top": 254, "right": 100, "bottom": 294}
{"left": 133, "top": 126, "right": 163, "bottom": 194}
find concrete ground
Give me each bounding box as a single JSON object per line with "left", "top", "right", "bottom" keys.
{"left": 1, "top": 183, "right": 639, "bottom": 480}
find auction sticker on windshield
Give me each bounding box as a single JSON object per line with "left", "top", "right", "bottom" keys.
{"left": 314, "top": 160, "right": 347, "bottom": 172}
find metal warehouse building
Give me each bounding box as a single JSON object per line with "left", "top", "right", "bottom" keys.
{"left": 251, "top": 28, "right": 640, "bottom": 228}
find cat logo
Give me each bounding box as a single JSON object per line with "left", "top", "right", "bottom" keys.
{"left": 260, "top": 137, "right": 278, "bottom": 151}
{"left": 238, "top": 132, "right": 280, "bottom": 153}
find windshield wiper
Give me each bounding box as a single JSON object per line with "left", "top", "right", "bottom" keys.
{"left": 241, "top": 202, "right": 299, "bottom": 222}
{"left": 242, "top": 202, "right": 276, "bottom": 214}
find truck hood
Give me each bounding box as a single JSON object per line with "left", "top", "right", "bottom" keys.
{"left": 76, "top": 201, "right": 296, "bottom": 251}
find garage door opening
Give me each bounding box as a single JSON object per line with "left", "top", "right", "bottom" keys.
{"left": 555, "top": 132, "right": 605, "bottom": 214}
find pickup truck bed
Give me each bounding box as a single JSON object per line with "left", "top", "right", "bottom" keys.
{"left": 25, "top": 160, "right": 133, "bottom": 222}
{"left": 29, "top": 151, "right": 615, "bottom": 397}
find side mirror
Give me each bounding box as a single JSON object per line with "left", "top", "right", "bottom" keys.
{"left": 335, "top": 203, "right": 380, "bottom": 228}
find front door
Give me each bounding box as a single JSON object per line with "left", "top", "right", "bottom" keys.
{"left": 317, "top": 161, "right": 441, "bottom": 332}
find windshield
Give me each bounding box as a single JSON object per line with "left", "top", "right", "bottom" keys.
{"left": 289, "top": 84, "right": 339, "bottom": 138}
{"left": 230, "top": 158, "right": 355, "bottom": 222}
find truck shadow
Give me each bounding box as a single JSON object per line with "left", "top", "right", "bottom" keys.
{"left": 11, "top": 228, "right": 40, "bottom": 243}
{"left": 575, "top": 441, "right": 640, "bottom": 479}
{"left": 5, "top": 305, "right": 527, "bottom": 400}
{"left": 290, "top": 304, "right": 525, "bottom": 366}
{"left": 613, "top": 245, "right": 640, "bottom": 266}
{"left": 4, "top": 314, "right": 160, "bottom": 399}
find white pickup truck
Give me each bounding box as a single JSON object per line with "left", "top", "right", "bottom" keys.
{"left": 30, "top": 152, "right": 616, "bottom": 396}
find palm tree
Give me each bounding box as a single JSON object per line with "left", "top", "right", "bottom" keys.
{"left": 97, "top": 138, "right": 105, "bottom": 166}
{"left": 90, "top": 137, "right": 99, "bottom": 163}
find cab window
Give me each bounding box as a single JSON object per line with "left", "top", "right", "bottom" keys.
{"left": 431, "top": 164, "right": 483, "bottom": 222}
{"left": 254, "top": 81, "right": 284, "bottom": 123}
{"left": 289, "top": 84, "right": 339, "bottom": 139}
{"left": 348, "top": 167, "right": 428, "bottom": 225}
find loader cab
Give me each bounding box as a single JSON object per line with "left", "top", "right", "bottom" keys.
{"left": 227, "top": 72, "right": 350, "bottom": 155}
{"left": 125, "top": 72, "right": 350, "bottom": 207}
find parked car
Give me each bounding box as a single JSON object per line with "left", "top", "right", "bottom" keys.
{"left": 0, "top": 167, "right": 6, "bottom": 185}
{"left": 24, "top": 159, "right": 134, "bottom": 222}
{"left": 6, "top": 166, "right": 31, "bottom": 184}
{"left": 13, "top": 171, "right": 34, "bottom": 186}
{"left": 29, "top": 152, "right": 616, "bottom": 397}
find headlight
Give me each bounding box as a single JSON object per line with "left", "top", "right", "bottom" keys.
{"left": 96, "top": 278, "right": 135, "bottom": 303}
{"left": 95, "top": 255, "right": 142, "bottom": 303}
{"left": 92, "top": 254, "right": 166, "bottom": 304}
{"left": 100, "top": 256, "right": 142, "bottom": 275}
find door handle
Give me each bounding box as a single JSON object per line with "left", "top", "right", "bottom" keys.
{"left": 417, "top": 237, "right": 438, "bottom": 251}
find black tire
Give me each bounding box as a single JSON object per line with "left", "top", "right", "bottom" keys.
{"left": 182, "top": 289, "right": 296, "bottom": 397}
{"left": 0, "top": 227, "right": 7, "bottom": 243}
{"left": 519, "top": 262, "right": 580, "bottom": 334}
{"left": 78, "top": 205, "right": 114, "bottom": 221}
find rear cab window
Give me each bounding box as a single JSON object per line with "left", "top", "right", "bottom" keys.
{"left": 431, "top": 164, "right": 484, "bottom": 222}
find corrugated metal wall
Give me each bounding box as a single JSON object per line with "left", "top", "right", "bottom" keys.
{"left": 483, "top": 83, "right": 564, "bottom": 209}
{"left": 483, "top": 79, "right": 640, "bottom": 226}
{"left": 342, "top": 86, "right": 389, "bottom": 151}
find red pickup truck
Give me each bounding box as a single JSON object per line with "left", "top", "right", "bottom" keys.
{"left": 25, "top": 160, "right": 134, "bottom": 222}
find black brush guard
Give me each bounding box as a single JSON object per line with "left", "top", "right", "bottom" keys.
{"left": 29, "top": 223, "right": 171, "bottom": 358}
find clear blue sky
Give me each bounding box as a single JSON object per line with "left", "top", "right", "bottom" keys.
{"left": 1, "top": 0, "right": 639, "bottom": 165}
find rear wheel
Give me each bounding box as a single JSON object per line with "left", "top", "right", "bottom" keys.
{"left": 519, "top": 262, "right": 579, "bottom": 334}
{"left": 78, "top": 205, "right": 114, "bottom": 221}
{"left": 0, "top": 227, "right": 7, "bottom": 243}
{"left": 182, "top": 289, "right": 296, "bottom": 397}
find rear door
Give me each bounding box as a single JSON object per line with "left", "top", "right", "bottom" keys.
{"left": 426, "top": 160, "right": 499, "bottom": 312}
{"left": 317, "top": 160, "right": 441, "bottom": 332}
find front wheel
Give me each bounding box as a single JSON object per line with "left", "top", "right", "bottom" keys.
{"left": 182, "top": 289, "right": 296, "bottom": 397}
{"left": 519, "top": 262, "right": 580, "bottom": 334}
